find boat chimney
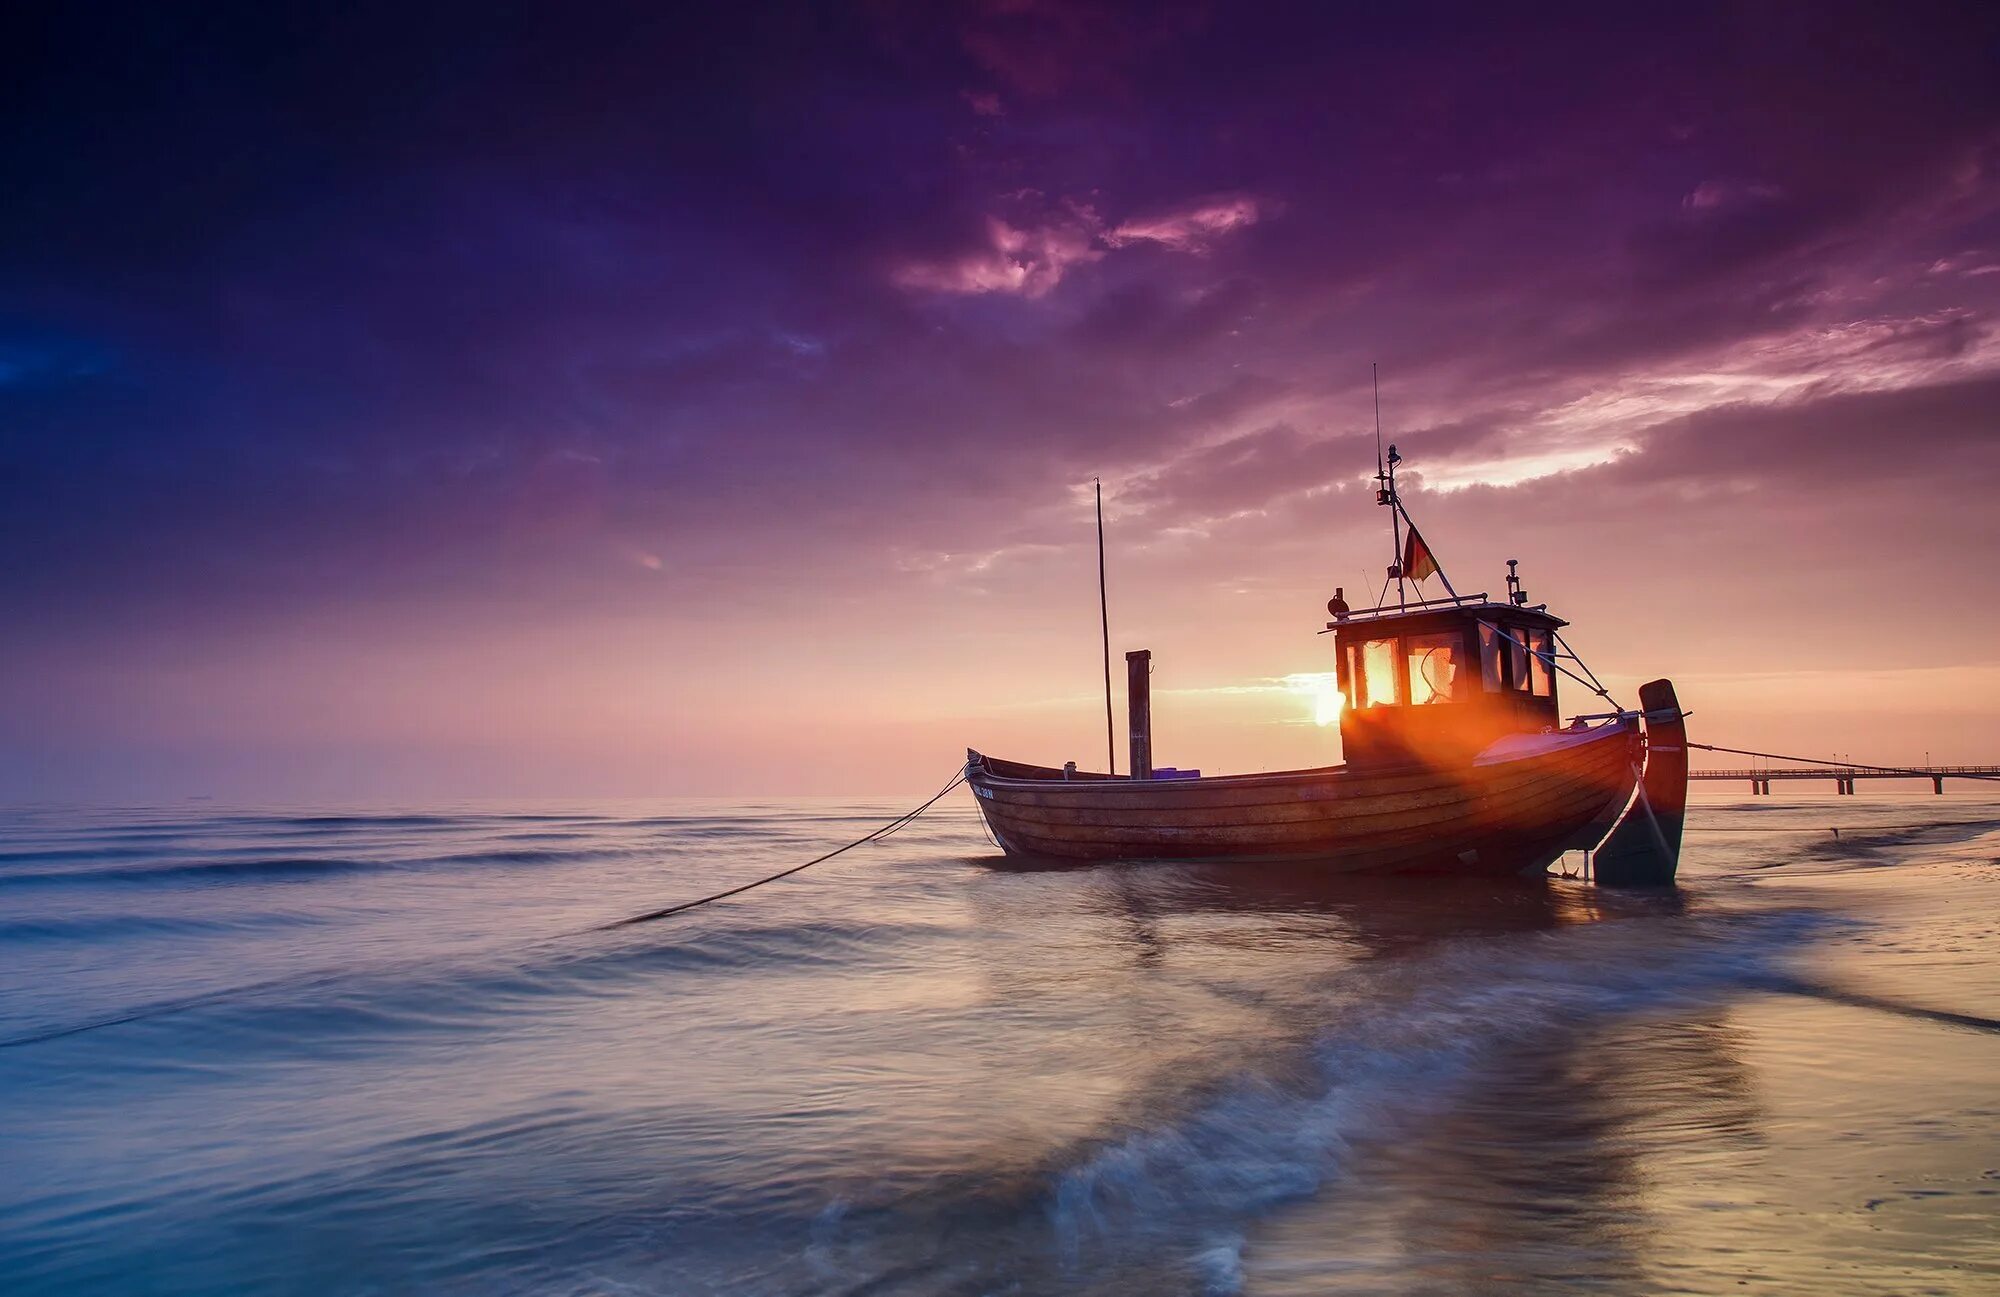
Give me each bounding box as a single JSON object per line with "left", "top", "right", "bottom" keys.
{"left": 1125, "top": 649, "right": 1153, "bottom": 780}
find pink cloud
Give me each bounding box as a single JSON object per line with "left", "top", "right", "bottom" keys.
{"left": 892, "top": 215, "right": 1103, "bottom": 297}
{"left": 1107, "top": 196, "right": 1262, "bottom": 252}
{"left": 891, "top": 193, "right": 1263, "bottom": 298}
{"left": 1682, "top": 180, "right": 1784, "bottom": 213}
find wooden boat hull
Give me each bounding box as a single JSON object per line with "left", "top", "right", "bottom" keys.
{"left": 966, "top": 722, "right": 1640, "bottom": 876}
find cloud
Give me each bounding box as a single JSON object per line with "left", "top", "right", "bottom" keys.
{"left": 1605, "top": 371, "right": 2000, "bottom": 489}
{"left": 7, "top": 1, "right": 2000, "bottom": 792}
{"left": 1681, "top": 180, "right": 1785, "bottom": 213}
{"left": 1120, "top": 422, "right": 1351, "bottom": 520}
{"left": 1107, "top": 196, "right": 1263, "bottom": 252}
{"left": 890, "top": 194, "right": 1261, "bottom": 300}
{"left": 891, "top": 214, "right": 1103, "bottom": 297}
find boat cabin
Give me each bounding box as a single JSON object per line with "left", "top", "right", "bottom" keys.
{"left": 1330, "top": 596, "right": 1565, "bottom": 768}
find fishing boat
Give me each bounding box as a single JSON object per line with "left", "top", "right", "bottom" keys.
{"left": 966, "top": 441, "right": 1688, "bottom": 886}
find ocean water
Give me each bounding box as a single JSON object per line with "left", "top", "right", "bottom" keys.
{"left": 3, "top": 788, "right": 1996, "bottom": 1295}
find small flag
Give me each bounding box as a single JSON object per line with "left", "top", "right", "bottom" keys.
{"left": 1402, "top": 526, "right": 1439, "bottom": 582}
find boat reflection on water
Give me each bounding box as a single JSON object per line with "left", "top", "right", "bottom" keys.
{"left": 1248, "top": 1006, "right": 1761, "bottom": 1295}
{"left": 949, "top": 861, "right": 1767, "bottom": 1294}
{"left": 1079, "top": 862, "right": 1625, "bottom": 948}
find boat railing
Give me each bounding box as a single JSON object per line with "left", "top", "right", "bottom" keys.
{"left": 1325, "top": 592, "right": 1500, "bottom": 629}
{"left": 1568, "top": 707, "right": 1691, "bottom": 725}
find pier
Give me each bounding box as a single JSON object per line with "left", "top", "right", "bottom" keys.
{"left": 1694, "top": 765, "right": 2000, "bottom": 795}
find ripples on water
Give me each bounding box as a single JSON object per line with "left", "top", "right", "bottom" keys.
{"left": 3, "top": 792, "right": 1997, "bottom": 1294}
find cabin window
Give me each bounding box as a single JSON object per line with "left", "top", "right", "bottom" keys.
{"left": 1508, "top": 628, "right": 1532, "bottom": 692}
{"left": 1405, "top": 633, "right": 1460, "bottom": 705}
{"left": 1359, "top": 637, "right": 1400, "bottom": 707}
{"left": 1528, "top": 629, "right": 1555, "bottom": 697}
{"left": 1479, "top": 623, "right": 1504, "bottom": 692}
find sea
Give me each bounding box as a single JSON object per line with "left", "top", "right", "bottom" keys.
{"left": 2, "top": 786, "right": 1996, "bottom": 1295}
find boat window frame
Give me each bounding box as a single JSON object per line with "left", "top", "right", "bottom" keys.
{"left": 1527, "top": 628, "right": 1555, "bottom": 698}
{"left": 1357, "top": 635, "right": 1402, "bottom": 708}
{"left": 1478, "top": 622, "right": 1504, "bottom": 693}
{"left": 1507, "top": 627, "right": 1532, "bottom": 692}
{"left": 1404, "top": 631, "right": 1463, "bottom": 705}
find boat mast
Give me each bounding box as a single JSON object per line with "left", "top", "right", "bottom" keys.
{"left": 1096, "top": 478, "right": 1115, "bottom": 776}
{"left": 1371, "top": 366, "right": 1459, "bottom": 603}
{"left": 1374, "top": 364, "right": 1405, "bottom": 609}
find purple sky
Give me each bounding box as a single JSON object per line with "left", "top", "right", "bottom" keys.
{"left": 6, "top": 2, "right": 2000, "bottom": 799}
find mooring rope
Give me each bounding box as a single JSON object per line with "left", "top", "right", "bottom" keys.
{"left": 0, "top": 769, "right": 976, "bottom": 1050}
{"left": 595, "top": 769, "right": 970, "bottom": 930}
{"left": 1690, "top": 742, "right": 2000, "bottom": 783}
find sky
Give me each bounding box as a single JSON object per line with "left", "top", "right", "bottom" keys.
{"left": 5, "top": 1, "right": 1999, "bottom": 801}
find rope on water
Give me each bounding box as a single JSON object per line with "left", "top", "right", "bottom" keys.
{"left": 1690, "top": 742, "right": 2000, "bottom": 783}
{"left": 595, "top": 769, "right": 970, "bottom": 930}
{"left": 0, "top": 769, "right": 976, "bottom": 1049}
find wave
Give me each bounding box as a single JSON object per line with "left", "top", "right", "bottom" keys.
{"left": 0, "top": 911, "right": 323, "bottom": 942}
{"left": 619, "top": 817, "right": 816, "bottom": 838}
{"left": 1794, "top": 817, "right": 2000, "bottom": 866}
{"left": 422, "top": 847, "right": 600, "bottom": 867}
{"left": 0, "top": 845, "right": 163, "bottom": 864}
{"left": 0, "top": 844, "right": 641, "bottom": 889}
{"left": 1689, "top": 818, "right": 2000, "bottom": 835}
{"left": 0, "top": 856, "right": 392, "bottom": 887}
{"left": 0, "top": 911, "right": 957, "bottom": 1051}
{"left": 269, "top": 814, "right": 465, "bottom": 829}
{"left": 550, "top": 916, "right": 952, "bottom": 980}
{"left": 258, "top": 812, "right": 608, "bottom": 829}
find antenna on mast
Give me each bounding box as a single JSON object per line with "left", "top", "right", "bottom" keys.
{"left": 1096, "top": 478, "right": 1115, "bottom": 776}
{"left": 1373, "top": 364, "right": 1406, "bottom": 609}
{"left": 1372, "top": 362, "right": 1385, "bottom": 480}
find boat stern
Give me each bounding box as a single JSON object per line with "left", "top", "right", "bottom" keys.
{"left": 1589, "top": 680, "right": 1689, "bottom": 887}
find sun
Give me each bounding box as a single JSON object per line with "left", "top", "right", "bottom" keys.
{"left": 1282, "top": 672, "right": 1345, "bottom": 727}
{"left": 1312, "top": 674, "right": 1344, "bottom": 726}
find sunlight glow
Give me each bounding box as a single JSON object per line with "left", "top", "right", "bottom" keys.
{"left": 1282, "top": 672, "right": 1344, "bottom": 726}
